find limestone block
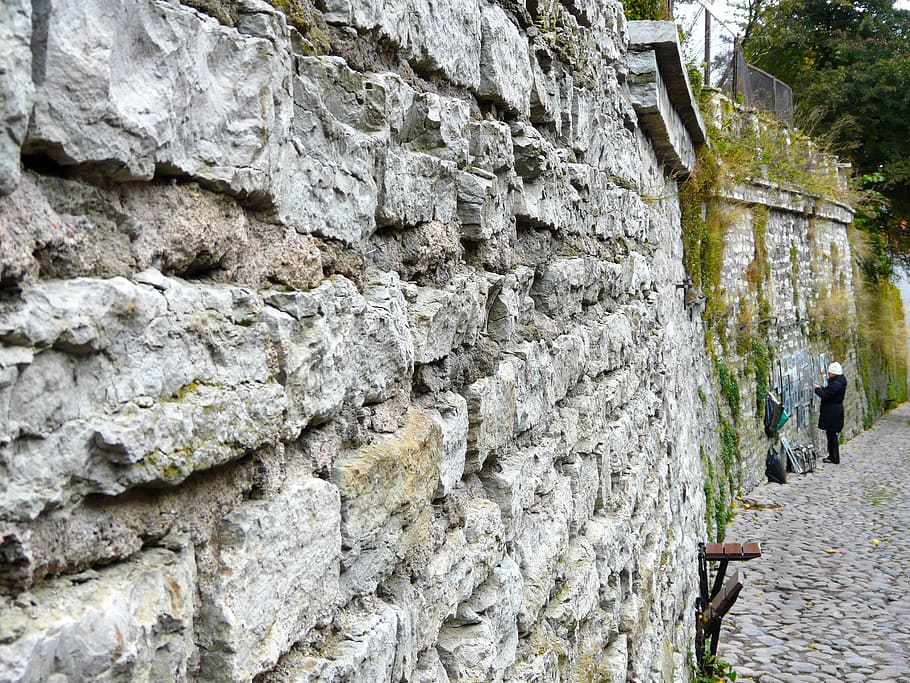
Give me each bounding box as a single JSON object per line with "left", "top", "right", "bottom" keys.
{"left": 481, "top": 441, "right": 558, "bottom": 542}
{"left": 406, "top": 273, "right": 490, "bottom": 364}
{"left": 467, "top": 120, "right": 514, "bottom": 173}
{"left": 462, "top": 360, "right": 518, "bottom": 473}
{"left": 530, "top": 257, "right": 604, "bottom": 318}
{"left": 541, "top": 538, "right": 600, "bottom": 636}
{"left": 437, "top": 556, "right": 523, "bottom": 682}
{"left": 276, "top": 599, "right": 399, "bottom": 682}
{"left": 457, "top": 170, "right": 511, "bottom": 241}
{"left": 510, "top": 337, "right": 588, "bottom": 435}
{"left": 398, "top": 93, "right": 472, "bottom": 166}
{"left": 378, "top": 150, "right": 458, "bottom": 228}
{"left": 513, "top": 476, "right": 573, "bottom": 632}
{"left": 416, "top": 391, "right": 469, "bottom": 496}
{"left": 263, "top": 273, "right": 413, "bottom": 437}
{"left": 322, "top": 0, "right": 482, "bottom": 90}
{"left": 414, "top": 648, "right": 451, "bottom": 683}
{"left": 528, "top": 47, "right": 562, "bottom": 131}
{"left": 418, "top": 497, "right": 505, "bottom": 630}
{"left": 477, "top": 2, "right": 531, "bottom": 115}
{"left": 332, "top": 408, "right": 441, "bottom": 596}
{"left": 567, "top": 0, "right": 626, "bottom": 64}
{"left": 0, "top": 548, "right": 196, "bottom": 682}
{"left": 378, "top": 496, "right": 505, "bottom": 669}
{"left": 602, "top": 634, "right": 630, "bottom": 682}
{"left": 513, "top": 171, "right": 578, "bottom": 234}
{"left": 0, "top": 0, "right": 31, "bottom": 196}
{"left": 487, "top": 266, "right": 534, "bottom": 343}
{"left": 510, "top": 123, "right": 553, "bottom": 180}
{"left": 628, "top": 49, "right": 697, "bottom": 177}
{"left": 279, "top": 59, "right": 386, "bottom": 245}
{"left": 561, "top": 451, "right": 600, "bottom": 533}
{"left": 0, "top": 275, "right": 285, "bottom": 520}
{"left": 26, "top": 0, "right": 290, "bottom": 197}
{"left": 197, "top": 476, "right": 341, "bottom": 682}
{"left": 90, "top": 381, "right": 287, "bottom": 486}
{"left": 586, "top": 312, "right": 633, "bottom": 375}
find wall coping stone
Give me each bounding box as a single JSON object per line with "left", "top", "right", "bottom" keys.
{"left": 628, "top": 20, "right": 707, "bottom": 147}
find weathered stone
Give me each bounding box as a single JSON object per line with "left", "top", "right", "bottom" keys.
{"left": 0, "top": 173, "right": 88, "bottom": 286}
{"left": 510, "top": 122, "right": 553, "bottom": 180}
{"left": 398, "top": 92, "right": 472, "bottom": 166}
{"left": 0, "top": 0, "right": 32, "bottom": 196}
{"left": 197, "top": 476, "right": 341, "bottom": 682}
{"left": 262, "top": 273, "right": 413, "bottom": 437}
{"left": 477, "top": 3, "right": 532, "bottom": 115}
{"left": 487, "top": 266, "right": 534, "bottom": 343}
{"left": 513, "top": 476, "right": 574, "bottom": 632}
{"left": 462, "top": 360, "right": 518, "bottom": 473}
{"left": 406, "top": 273, "right": 490, "bottom": 364}
{"left": 0, "top": 547, "right": 196, "bottom": 682}
{"left": 468, "top": 120, "right": 514, "bottom": 173}
{"left": 416, "top": 391, "right": 469, "bottom": 496}
{"left": 513, "top": 170, "right": 578, "bottom": 233}
{"left": 530, "top": 257, "right": 605, "bottom": 318}
{"left": 378, "top": 150, "right": 458, "bottom": 228}
{"left": 437, "top": 556, "right": 523, "bottom": 682}
{"left": 332, "top": 408, "right": 441, "bottom": 596}
{"left": 278, "top": 58, "right": 386, "bottom": 245}
{"left": 25, "top": 0, "right": 290, "bottom": 198}
{"left": 0, "top": 275, "right": 285, "bottom": 520}
{"left": 321, "top": 0, "right": 482, "bottom": 89}
{"left": 457, "top": 171, "right": 512, "bottom": 241}
{"left": 542, "top": 537, "right": 600, "bottom": 635}
{"left": 271, "top": 598, "right": 399, "bottom": 682}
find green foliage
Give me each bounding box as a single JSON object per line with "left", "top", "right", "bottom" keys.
{"left": 715, "top": 360, "right": 741, "bottom": 420}
{"left": 622, "top": 0, "right": 667, "bottom": 21}
{"left": 856, "top": 273, "right": 909, "bottom": 418}
{"left": 748, "top": 336, "right": 772, "bottom": 412}
{"left": 744, "top": 0, "right": 910, "bottom": 244}
{"left": 692, "top": 652, "right": 739, "bottom": 682}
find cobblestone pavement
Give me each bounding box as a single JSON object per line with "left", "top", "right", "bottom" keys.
{"left": 719, "top": 403, "right": 910, "bottom": 682}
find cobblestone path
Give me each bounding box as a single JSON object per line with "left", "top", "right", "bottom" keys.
{"left": 720, "top": 403, "right": 910, "bottom": 682}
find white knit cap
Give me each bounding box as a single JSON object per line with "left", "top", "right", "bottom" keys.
{"left": 828, "top": 362, "right": 843, "bottom": 375}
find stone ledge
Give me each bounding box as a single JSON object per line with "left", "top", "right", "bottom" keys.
{"left": 728, "top": 180, "right": 855, "bottom": 224}
{"left": 628, "top": 20, "right": 707, "bottom": 177}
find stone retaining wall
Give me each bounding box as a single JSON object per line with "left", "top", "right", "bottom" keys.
{"left": 0, "top": 2, "right": 855, "bottom": 682}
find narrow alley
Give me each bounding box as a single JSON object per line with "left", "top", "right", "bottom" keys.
{"left": 721, "top": 403, "right": 910, "bottom": 681}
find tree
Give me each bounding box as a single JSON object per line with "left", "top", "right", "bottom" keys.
{"left": 743, "top": 0, "right": 910, "bottom": 256}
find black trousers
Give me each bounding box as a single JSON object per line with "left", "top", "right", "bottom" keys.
{"left": 825, "top": 430, "right": 840, "bottom": 463}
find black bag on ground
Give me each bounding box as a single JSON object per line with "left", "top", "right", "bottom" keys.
{"left": 766, "top": 446, "right": 787, "bottom": 484}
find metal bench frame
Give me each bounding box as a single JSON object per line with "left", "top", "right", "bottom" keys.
{"left": 695, "top": 541, "right": 762, "bottom": 674}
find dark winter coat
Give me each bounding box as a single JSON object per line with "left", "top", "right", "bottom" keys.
{"left": 815, "top": 374, "right": 847, "bottom": 432}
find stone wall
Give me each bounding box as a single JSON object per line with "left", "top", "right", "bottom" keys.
{"left": 689, "top": 93, "right": 866, "bottom": 497}
{"left": 0, "top": 3, "right": 722, "bottom": 681}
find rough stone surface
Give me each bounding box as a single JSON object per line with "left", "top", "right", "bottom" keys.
{"left": 25, "top": 0, "right": 291, "bottom": 200}
{"left": 0, "top": 0, "right": 31, "bottom": 196}
{"left": 0, "top": 2, "right": 868, "bottom": 682}
{"left": 0, "top": 547, "right": 196, "bottom": 682}
{"left": 197, "top": 475, "right": 341, "bottom": 682}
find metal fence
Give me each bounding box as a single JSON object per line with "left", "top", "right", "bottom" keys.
{"left": 679, "top": 0, "right": 794, "bottom": 123}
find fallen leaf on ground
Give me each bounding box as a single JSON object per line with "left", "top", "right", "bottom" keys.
{"left": 824, "top": 547, "right": 839, "bottom": 554}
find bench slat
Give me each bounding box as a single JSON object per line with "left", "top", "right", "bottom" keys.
{"left": 704, "top": 542, "right": 762, "bottom": 561}
{"left": 704, "top": 570, "right": 743, "bottom": 622}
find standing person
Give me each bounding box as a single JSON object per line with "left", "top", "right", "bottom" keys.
{"left": 814, "top": 362, "right": 847, "bottom": 464}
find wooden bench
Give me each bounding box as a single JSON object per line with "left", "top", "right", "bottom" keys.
{"left": 695, "top": 542, "right": 762, "bottom": 675}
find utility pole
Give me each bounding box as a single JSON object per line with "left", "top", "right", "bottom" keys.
{"left": 704, "top": 10, "right": 711, "bottom": 86}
